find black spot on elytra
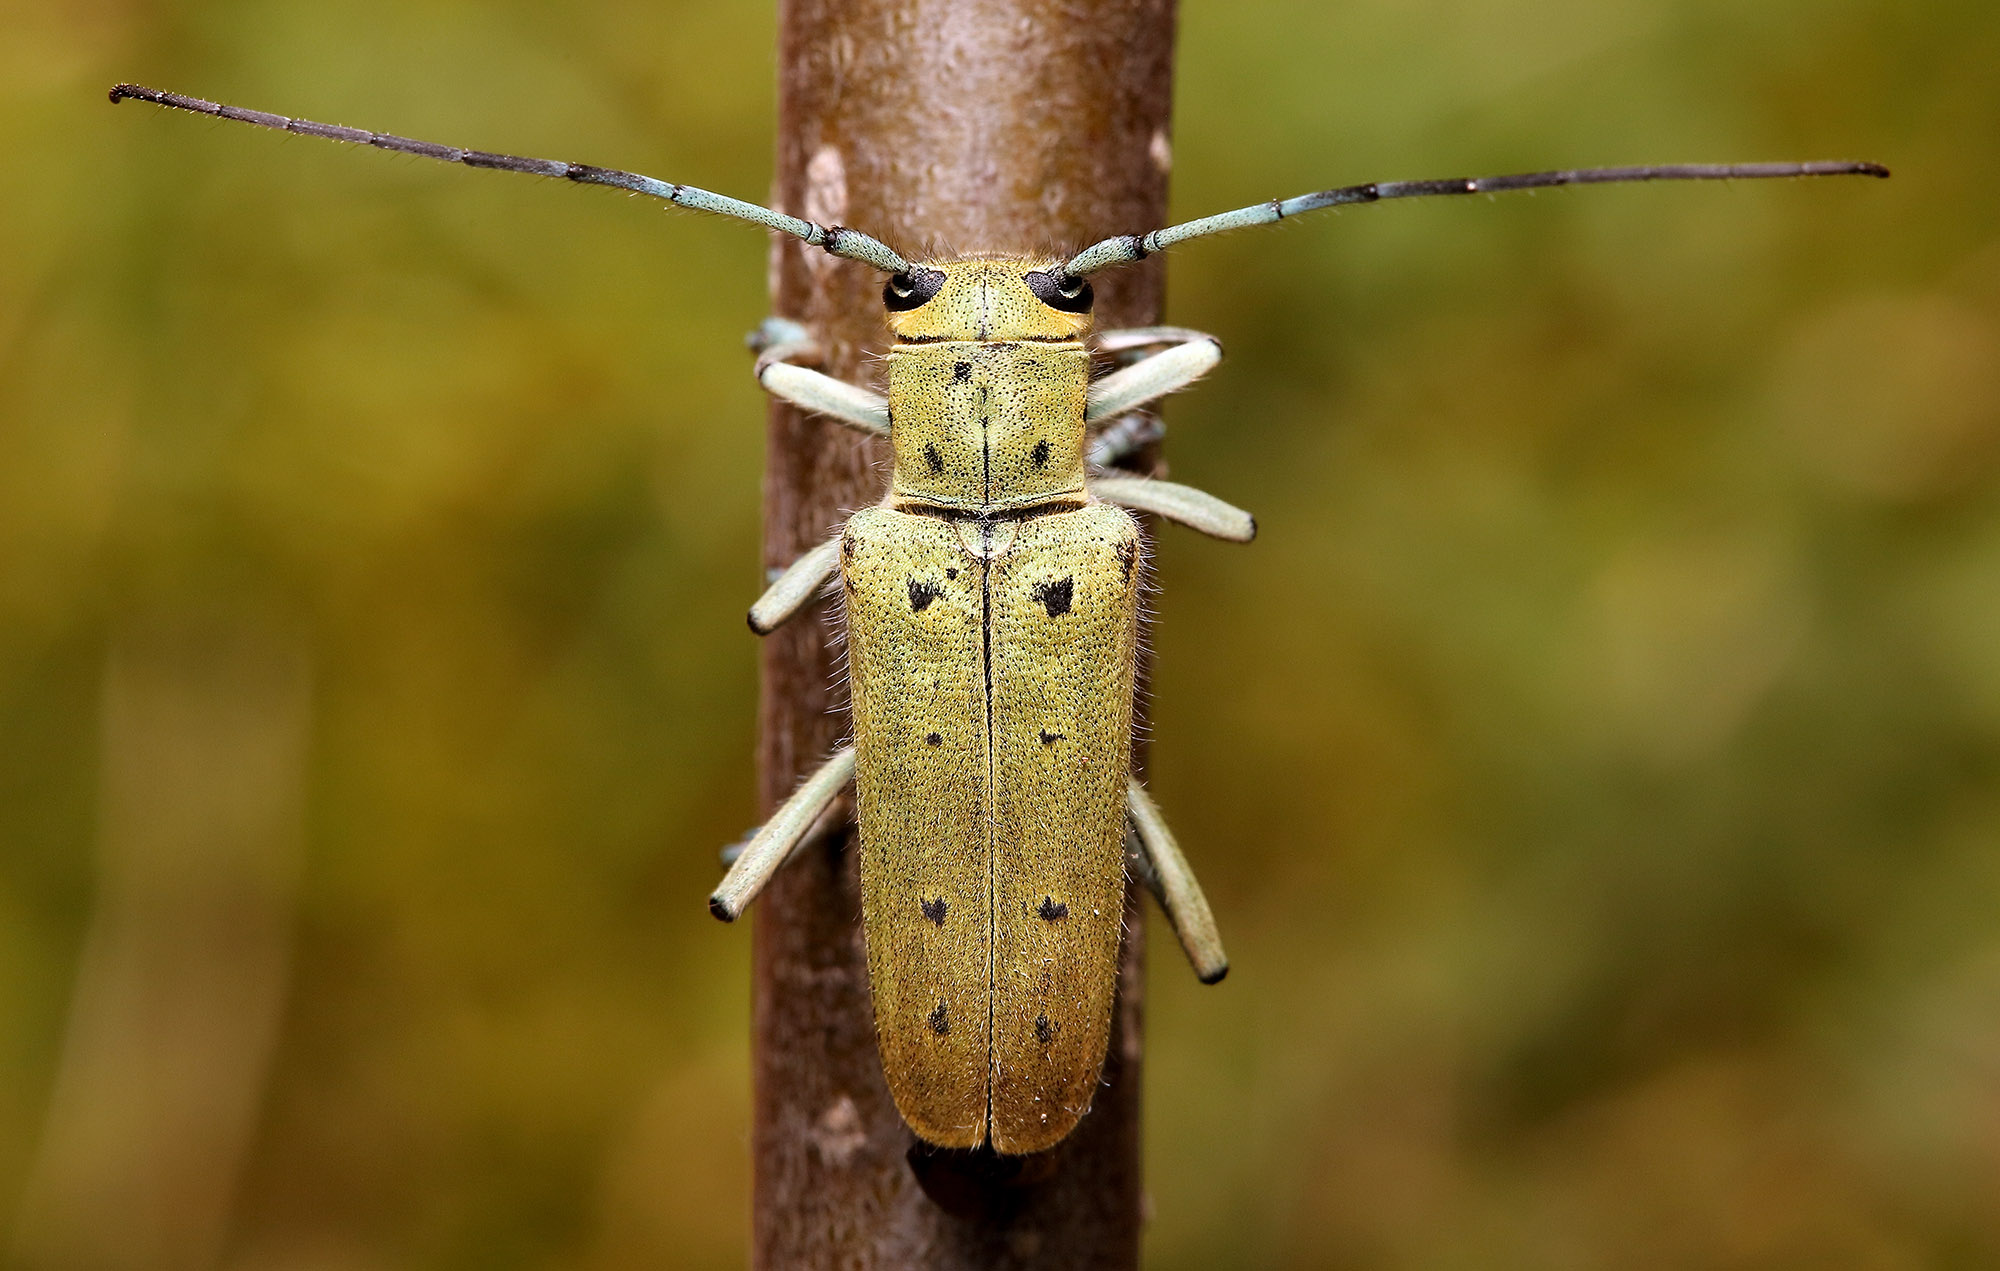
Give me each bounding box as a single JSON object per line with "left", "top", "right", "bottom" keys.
{"left": 908, "top": 577, "right": 942, "bottom": 612}
{"left": 1039, "top": 730, "right": 1063, "bottom": 746}
{"left": 926, "top": 732, "right": 943, "bottom": 746}
{"left": 1116, "top": 540, "right": 1137, "bottom": 583}
{"left": 930, "top": 1002, "right": 950, "bottom": 1035}
{"left": 1037, "top": 896, "right": 1069, "bottom": 922}
{"left": 1031, "top": 576, "right": 1074, "bottom": 617}
{"left": 1031, "top": 439, "right": 1051, "bottom": 468}
{"left": 945, "top": 568, "right": 958, "bottom": 580}
{"left": 952, "top": 361, "right": 972, "bottom": 384}
{"left": 922, "top": 897, "right": 947, "bottom": 926}
{"left": 924, "top": 443, "right": 945, "bottom": 474}
{"left": 1035, "top": 1014, "right": 1056, "bottom": 1045}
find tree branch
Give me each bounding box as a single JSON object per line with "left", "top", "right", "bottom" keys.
{"left": 752, "top": 0, "right": 1177, "bottom": 1264}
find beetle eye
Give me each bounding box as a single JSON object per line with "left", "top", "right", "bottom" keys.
{"left": 1024, "top": 269, "right": 1093, "bottom": 314}
{"left": 883, "top": 267, "right": 946, "bottom": 312}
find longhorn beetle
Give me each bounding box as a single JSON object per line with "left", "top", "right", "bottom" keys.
{"left": 110, "top": 81, "right": 1885, "bottom": 1155}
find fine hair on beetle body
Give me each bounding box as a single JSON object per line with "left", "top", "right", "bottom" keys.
{"left": 109, "top": 79, "right": 1886, "bottom": 1156}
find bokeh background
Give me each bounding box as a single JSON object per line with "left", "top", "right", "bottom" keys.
{"left": 2, "top": 0, "right": 1992, "bottom": 1265}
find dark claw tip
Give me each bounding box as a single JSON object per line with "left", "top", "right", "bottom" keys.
{"left": 709, "top": 895, "right": 738, "bottom": 923}
{"left": 1199, "top": 963, "right": 1229, "bottom": 985}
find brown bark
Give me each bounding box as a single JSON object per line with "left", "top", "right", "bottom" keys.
{"left": 752, "top": 0, "right": 1177, "bottom": 1265}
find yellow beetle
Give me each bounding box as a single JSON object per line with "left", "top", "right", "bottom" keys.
{"left": 725, "top": 258, "right": 1239, "bottom": 1153}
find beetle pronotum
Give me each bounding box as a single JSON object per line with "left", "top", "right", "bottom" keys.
{"left": 109, "top": 80, "right": 1884, "bottom": 1156}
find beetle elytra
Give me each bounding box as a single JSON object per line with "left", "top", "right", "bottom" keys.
{"left": 110, "top": 81, "right": 1885, "bottom": 1155}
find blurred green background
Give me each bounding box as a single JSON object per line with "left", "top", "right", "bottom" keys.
{"left": 1, "top": 0, "right": 1991, "bottom": 1265}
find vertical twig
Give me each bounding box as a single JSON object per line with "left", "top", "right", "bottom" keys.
{"left": 753, "top": 0, "right": 1176, "bottom": 1264}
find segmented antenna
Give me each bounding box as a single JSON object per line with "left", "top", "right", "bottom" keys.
{"left": 108, "top": 83, "right": 911, "bottom": 273}
{"left": 1064, "top": 160, "right": 1890, "bottom": 275}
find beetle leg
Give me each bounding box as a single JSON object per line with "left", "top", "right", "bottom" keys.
{"left": 752, "top": 335, "right": 890, "bottom": 437}
{"left": 1090, "top": 474, "right": 1256, "bottom": 543}
{"left": 710, "top": 746, "right": 858, "bottom": 922}
{"left": 747, "top": 316, "right": 819, "bottom": 362}
{"left": 1085, "top": 411, "right": 1166, "bottom": 471}
{"left": 1086, "top": 332, "right": 1223, "bottom": 423}
{"left": 748, "top": 535, "right": 843, "bottom": 634}
{"left": 749, "top": 317, "right": 888, "bottom": 435}
{"left": 1126, "top": 778, "right": 1229, "bottom": 984}
{"left": 1092, "top": 325, "right": 1221, "bottom": 363}
{"left": 758, "top": 362, "right": 890, "bottom": 436}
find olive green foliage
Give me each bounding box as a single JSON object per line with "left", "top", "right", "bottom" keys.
{"left": 1, "top": 0, "right": 1993, "bottom": 1265}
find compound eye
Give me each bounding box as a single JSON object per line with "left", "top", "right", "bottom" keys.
{"left": 1024, "top": 269, "right": 1093, "bottom": 314}
{"left": 883, "top": 267, "right": 947, "bottom": 312}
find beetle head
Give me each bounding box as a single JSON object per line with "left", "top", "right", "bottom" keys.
{"left": 884, "top": 258, "right": 1094, "bottom": 342}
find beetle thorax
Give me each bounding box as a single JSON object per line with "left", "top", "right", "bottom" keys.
{"left": 883, "top": 259, "right": 1094, "bottom": 513}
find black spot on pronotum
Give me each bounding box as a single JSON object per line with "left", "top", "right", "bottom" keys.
{"left": 924, "top": 443, "right": 945, "bottom": 474}
{"left": 1031, "top": 576, "right": 1073, "bottom": 617}
{"left": 945, "top": 568, "right": 958, "bottom": 580}
{"left": 1023, "top": 269, "right": 1094, "bottom": 314}
{"left": 922, "top": 897, "right": 947, "bottom": 926}
{"left": 1035, "top": 1014, "right": 1056, "bottom": 1045}
{"left": 883, "top": 266, "right": 947, "bottom": 312}
{"left": 926, "top": 732, "right": 943, "bottom": 747}
{"left": 1039, "top": 730, "right": 1063, "bottom": 746}
{"left": 1030, "top": 439, "right": 1050, "bottom": 468}
{"left": 1037, "top": 896, "right": 1069, "bottom": 922}
{"left": 952, "top": 361, "right": 972, "bottom": 384}
{"left": 1116, "top": 540, "right": 1137, "bottom": 583}
{"left": 930, "top": 1002, "right": 950, "bottom": 1035}
{"left": 908, "top": 577, "right": 942, "bottom": 612}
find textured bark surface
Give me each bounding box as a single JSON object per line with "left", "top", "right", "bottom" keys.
{"left": 753, "top": 0, "right": 1176, "bottom": 1264}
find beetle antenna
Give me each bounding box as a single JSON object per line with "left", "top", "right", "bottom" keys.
{"left": 109, "top": 83, "right": 911, "bottom": 273}
{"left": 1062, "top": 159, "right": 1890, "bottom": 275}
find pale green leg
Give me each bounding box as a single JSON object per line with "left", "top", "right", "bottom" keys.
{"left": 1093, "top": 326, "right": 1220, "bottom": 361}
{"left": 1090, "top": 473, "right": 1256, "bottom": 543}
{"left": 750, "top": 321, "right": 889, "bottom": 436}
{"left": 710, "top": 746, "right": 857, "bottom": 922}
{"left": 1086, "top": 332, "right": 1223, "bottom": 423}
{"left": 759, "top": 363, "right": 889, "bottom": 435}
{"left": 747, "top": 316, "right": 818, "bottom": 364}
{"left": 1085, "top": 412, "right": 1165, "bottom": 470}
{"left": 1126, "top": 778, "right": 1229, "bottom": 984}
{"left": 1083, "top": 327, "right": 1253, "bottom": 540}
{"left": 748, "top": 536, "right": 843, "bottom": 634}
{"left": 743, "top": 321, "right": 857, "bottom": 631}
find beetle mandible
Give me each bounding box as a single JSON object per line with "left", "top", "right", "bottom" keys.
{"left": 108, "top": 81, "right": 1885, "bottom": 1155}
